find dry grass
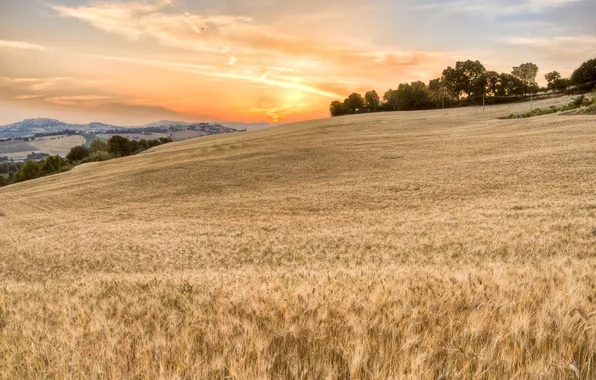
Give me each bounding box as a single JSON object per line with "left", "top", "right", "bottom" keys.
{"left": 33, "top": 135, "right": 86, "bottom": 157}
{"left": 0, "top": 139, "right": 35, "bottom": 154}
{"left": 0, "top": 135, "right": 85, "bottom": 159}
{"left": 1, "top": 97, "right": 596, "bottom": 378}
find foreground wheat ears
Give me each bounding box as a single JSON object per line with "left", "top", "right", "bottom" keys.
{"left": 1, "top": 96, "right": 595, "bottom": 378}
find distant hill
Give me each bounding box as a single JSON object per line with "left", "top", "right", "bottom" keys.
{"left": 0, "top": 118, "right": 271, "bottom": 138}
{"left": 141, "top": 120, "right": 193, "bottom": 128}
{"left": 0, "top": 118, "right": 121, "bottom": 138}
{"left": 143, "top": 120, "right": 272, "bottom": 131}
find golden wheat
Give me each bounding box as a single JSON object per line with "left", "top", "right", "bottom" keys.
{"left": 1, "top": 96, "right": 596, "bottom": 378}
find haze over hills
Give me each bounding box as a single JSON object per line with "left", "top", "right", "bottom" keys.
{"left": 0, "top": 118, "right": 272, "bottom": 138}
{"left": 2, "top": 97, "right": 596, "bottom": 378}
{"left": 142, "top": 120, "right": 272, "bottom": 130}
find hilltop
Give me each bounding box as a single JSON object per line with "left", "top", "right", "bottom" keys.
{"left": 0, "top": 118, "right": 120, "bottom": 137}
{"left": 1, "top": 97, "right": 596, "bottom": 378}
{"left": 0, "top": 118, "right": 271, "bottom": 138}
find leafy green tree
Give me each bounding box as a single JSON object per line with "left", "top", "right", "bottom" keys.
{"left": 128, "top": 140, "right": 140, "bottom": 153}
{"left": 41, "top": 155, "right": 65, "bottom": 174}
{"left": 429, "top": 78, "right": 445, "bottom": 101}
{"left": 442, "top": 66, "right": 462, "bottom": 100}
{"left": 485, "top": 71, "right": 500, "bottom": 95}
{"left": 13, "top": 161, "right": 41, "bottom": 182}
{"left": 343, "top": 93, "right": 365, "bottom": 114}
{"left": 545, "top": 71, "right": 561, "bottom": 91}
{"left": 329, "top": 100, "right": 344, "bottom": 116}
{"left": 392, "top": 81, "right": 433, "bottom": 110}
{"left": 364, "top": 90, "right": 381, "bottom": 112}
{"left": 107, "top": 136, "right": 132, "bottom": 157}
{"left": 470, "top": 71, "right": 499, "bottom": 99}
{"left": 442, "top": 60, "right": 486, "bottom": 100}
{"left": 496, "top": 73, "right": 524, "bottom": 97}
{"left": 558, "top": 78, "right": 571, "bottom": 92}
{"left": 0, "top": 176, "right": 7, "bottom": 187}
{"left": 571, "top": 58, "right": 596, "bottom": 91}
{"left": 66, "top": 145, "right": 91, "bottom": 162}
{"left": 512, "top": 63, "right": 539, "bottom": 95}
{"left": 383, "top": 89, "right": 398, "bottom": 111}
{"left": 89, "top": 139, "right": 108, "bottom": 153}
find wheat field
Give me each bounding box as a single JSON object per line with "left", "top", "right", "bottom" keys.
{"left": 1, "top": 97, "right": 596, "bottom": 379}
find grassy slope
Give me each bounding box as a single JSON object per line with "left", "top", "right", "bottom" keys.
{"left": 1, "top": 97, "right": 596, "bottom": 378}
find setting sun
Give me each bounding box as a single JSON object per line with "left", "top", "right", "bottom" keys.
{"left": 2, "top": 0, "right": 594, "bottom": 125}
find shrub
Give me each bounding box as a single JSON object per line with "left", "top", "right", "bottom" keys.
{"left": 13, "top": 161, "right": 41, "bottom": 182}
{"left": 66, "top": 145, "right": 91, "bottom": 162}
{"left": 81, "top": 151, "right": 112, "bottom": 163}
{"left": 107, "top": 136, "right": 132, "bottom": 157}
{"left": 572, "top": 95, "right": 586, "bottom": 107}
{"left": 128, "top": 140, "right": 140, "bottom": 154}
{"left": 41, "top": 155, "right": 66, "bottom": 174}
{"left": 89, "top": 139, "right": 108, "bottom": 153}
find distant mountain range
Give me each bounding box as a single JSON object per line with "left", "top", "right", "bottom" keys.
{"left": 0, "top": 118, "right": 271, "bottom": 138}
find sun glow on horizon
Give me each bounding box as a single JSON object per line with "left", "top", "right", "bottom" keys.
{"left": 0, "top": 0, "right": 594, "bottom": 125}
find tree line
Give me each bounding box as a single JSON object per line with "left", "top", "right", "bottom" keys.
{"left": 330, "top": 57, "right": 596, "bottom": 116}
{"left": 0, "top": 135, "right": 173, "bottom": 187}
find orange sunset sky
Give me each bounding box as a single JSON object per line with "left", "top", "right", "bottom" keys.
{"left": 0, "top": 0, "right": 595, "bottom": 125}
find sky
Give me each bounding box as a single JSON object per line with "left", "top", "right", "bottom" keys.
{"left": 0, "top": 0, "right": 595, "bottom": 126}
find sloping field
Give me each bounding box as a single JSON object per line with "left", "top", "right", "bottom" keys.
{"left": 0, "top": 140, "right": 35, "bottom": 154}
{"left": 0, "top": 135, "right": 85, "bottom": 160}
{"left": 33, "top": 135, "right": 86, "bottom": 157}
{"left": 1, "top": 98, "right": 596, "bottom": 378}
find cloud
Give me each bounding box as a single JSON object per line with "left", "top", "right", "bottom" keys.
{"left": 0, "top": 40, "right": 46, "bottom": 51}
{"left": 84, "top": 54, "right": 346, "bottom": 98}
{"left": 501, "top": 35, "right": 596, "bottom": 48}
{"left": 45, "top": 95, "right": 112, "bottom": 107}
{"left": 251, "top": 102, "right": 308, "bottom": 123}
{"left": 48, "top": 1, "right": 453, "bottom": 84}
{"left": 0, "top": 77, "right": 110, "bottom": 93}
{"left": 0, "top": 76, "right": 71, "bottom": 91}
{"left": 418, "top": 0, "right": 584, "bottom": 16}
{"left": 0, "top": 75, "right": 209, "bottom": 122}
{"left": 499, "top": 34, "right": 596, "bottom": 61}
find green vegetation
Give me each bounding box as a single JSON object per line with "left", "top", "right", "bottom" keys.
{"left": 66, "top": 145, "right": 91, "bottom": 162}
{"left": 571, "top": 58, "right": 596, "bottom": 92}
{"left": 544, "top": 71, "right": 571, "bottom": 92}
{"left": 501, "top": 95, "right": 596, "bottom": 119}
{"left": 0, "top": 135, "right": 173, "bottom": 187}
{"left": 89, "top": 139, "right": 108, "bottom": 153}
{"left": 330, "top": 57, "right": 596, "bottom": 116}
{"left": 83, "top": 134, "right": 107, "bottom": 149}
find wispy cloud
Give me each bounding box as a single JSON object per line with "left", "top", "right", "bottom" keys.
{"left": 0, "top": 39, "right": 46, "bottom": 51}
{"left": 84, "top": 54, "right": 344, "bottom": 98}
{"left": 501, "top": 35, "right": 596, "bottom": 48}
{"left": 499, "top": 34, "right": 596, "bottom": 63}
{"left": 251, "top": 103, "right": 308, "bottom": 123}
{"left": 0, "top": 75, "right": 203, "bottom": 121}
{"left": 418, "top": 0, "right": 584, "bottom": 16}
{"left": 48, "top": 1, "right": 452, "bottom": 79}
